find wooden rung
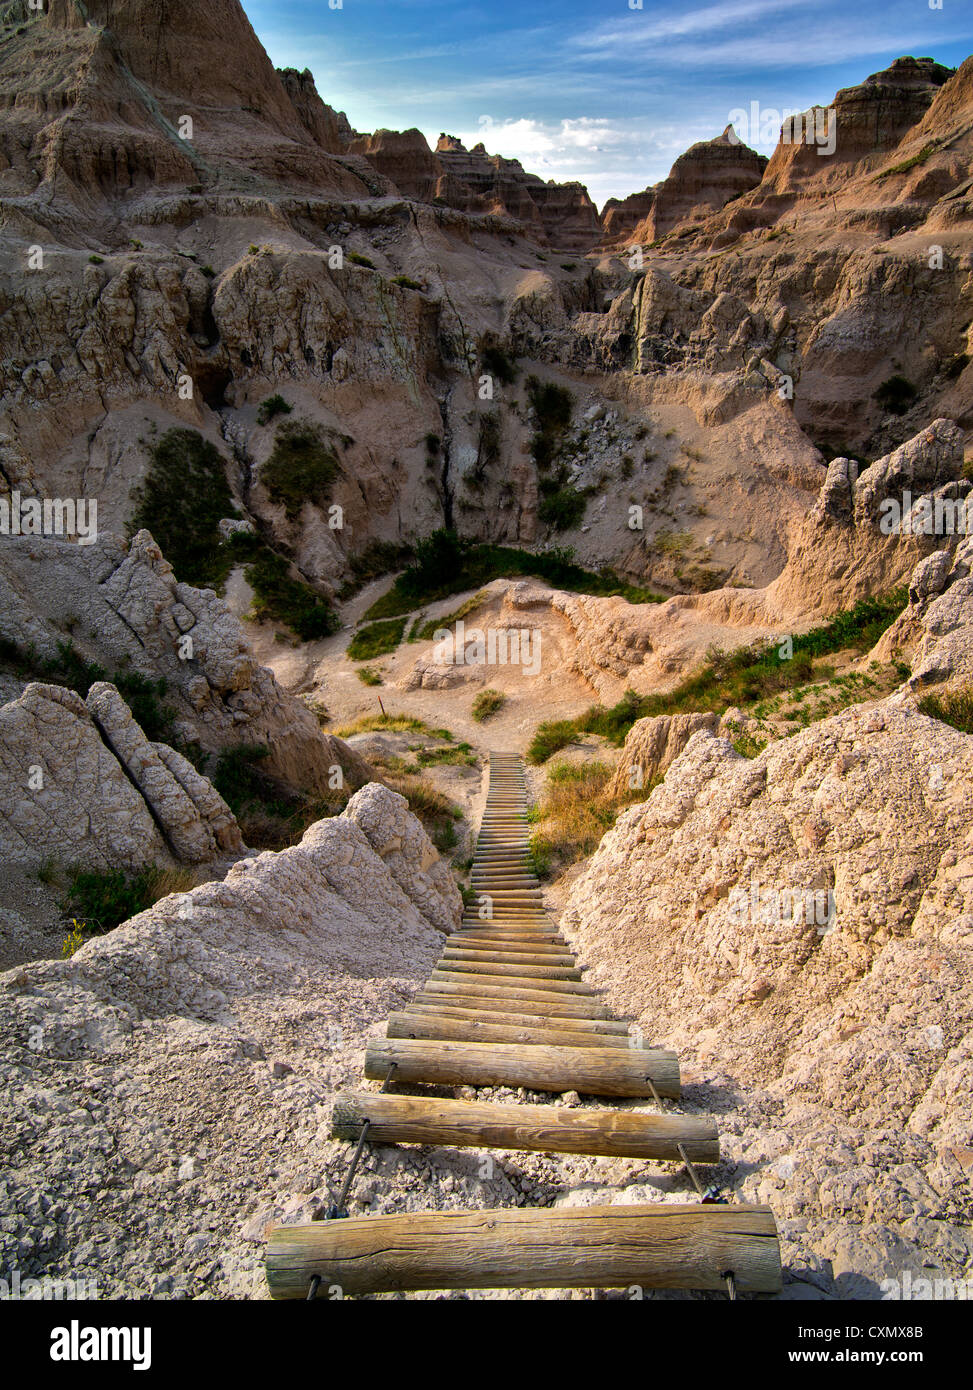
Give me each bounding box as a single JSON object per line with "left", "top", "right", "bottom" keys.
{"left": 331, "top": 1092, "right": 719, "bottom": 1161}
{"left": 441, "top": 949, "right": 577, "bottom": 969}
{"left": 416, "top": 987, "right": 613, "bottom": 1018}
{"left": 422, "top": 980, "right": 607, "bottom": 1011}
{"left": 386, "top": 1012, "right": 644, "bottom": 1050}
{"left": 450, "top": 936, "right": 567, "bottom": 951}
{"left": 430, "top": 969, "right": 592, "bottom": 993}
{"left": 364, "top": 1038, "right": 680, "bottom": 1098}
{"left": 266, "top": 1203, "right": 781, "bottom": 1297}
{"left": 402, "top": 1003, "right": 629, "bottom": 1034}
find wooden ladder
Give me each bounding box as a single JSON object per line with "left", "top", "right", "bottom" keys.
{"left": 266, "top": 753, "right": 781, "bottom": 1299}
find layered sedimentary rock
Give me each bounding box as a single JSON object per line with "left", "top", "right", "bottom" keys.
{"left": 0, "top": 531, "right": 374, "bottom": 798}
{"left": 601, "top": 127, "right": 767, "bottom": 244}
{"left": 0, "top": 783, "right": 460, "bottom": 1296}
{"left": 0, "top": 681, "right": 241, "bottom": 870}
{"left": 347, "top": 128, "right": 449, "bottom": 203}
{"left": 561, "top": 566, "right": 973, "bottom": 1290}
{"left": 762, "top": 56, "right": 956, "bottom": 192}
{"left": 433, "top": 136, "right": 601, "bottom": 249}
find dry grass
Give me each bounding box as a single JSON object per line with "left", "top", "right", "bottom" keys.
{"left": 528, "top": 760, "right": 652, "bottom": 878}
{"left": 364, "top": 751, "right": 465, "bottom": 856}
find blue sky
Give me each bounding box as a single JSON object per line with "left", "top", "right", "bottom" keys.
{"left": 246, "top": 0, "right": 973, "bottom": 208}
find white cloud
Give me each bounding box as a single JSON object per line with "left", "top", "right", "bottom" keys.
{"left": 422, "top": 116, "right": 721, "bottom": 208}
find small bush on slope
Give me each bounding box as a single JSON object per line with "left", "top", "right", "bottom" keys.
{"left": 528, "top": 592, "right": 907, "bottom": 762}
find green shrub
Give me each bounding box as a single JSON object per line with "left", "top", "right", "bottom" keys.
{"left": 472, "top": 688, "right": 506, "bottom": 722}
{"left": 362, "top": 536, "right": 663, "bottom": 619}
{"left": 875, "top": 143, "right": 937, "bottom": 179}
{"left": 874, "top": 375, "right": 918, "bottom": 416}
{"left": 478, "top": 411, "right": 502, "bottom": 469}
{"left": 538, "top": 487, "right": 586, "bottom": 531}
{"left": 480, "top": 343, "right": 518, "bottom": 386}
{"left": 212, "top": 743, "right": 344, "bottom": 848}
{"left": 65, "top": 865, "right": 194, "bottom": 935}
{"left": 261, "top": 420, "right": 340, "bottom": 519}
{"left": 347, "top": 617, "right": 407, "bottom": 661}
{"left": 917, "top": 685, "right": 973, "bottom": 734}
{"left": 391, "top": 274, "right": 422, "bottom": 290}
{"left": 527, "top": 376, "right": 574, "bottom": 471}
{"left": 357, "top": 666, "right": 383, "bottom": 686}
{"left": 527, "top": 592, "right": 907, "bottom": 761}
{"left": 256, "top": 393, "right": 292, "bottom": 426}
{"left": 348, "top": 251, "right": 375, "bottom": 268}
{"left": 130, "top": 428, "right": 234, "bottom": 587}
{"left": 242, "top": 547, "right": 339, "bottom": 639}
{"left": 113, "top": 671, "right": 173, "bottom": 742}
{"left": 399, "top": 528, "right": 467, "bottom": 597}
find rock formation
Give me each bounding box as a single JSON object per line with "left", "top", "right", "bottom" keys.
{"left": 0, "top": 530, "right": 372, "bottom": 798}
{"left": 601, "top": 127, "right": 767, "bottom": 244}
{"left": 560, "top": 548, "right": 973, "bottom": 1292}
{"left": 0, "top": 783, "right": 461, "bottom": 1297}
{"left": 0, "top": 680, "right": 241, "bottom": 870}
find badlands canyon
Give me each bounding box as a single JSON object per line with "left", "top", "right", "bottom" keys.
{"left": 1, "top": 0, "right": 972, "bottom": 1306}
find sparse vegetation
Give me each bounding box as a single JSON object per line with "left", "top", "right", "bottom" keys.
{"left": 0, "top": 638, "right": 178, "bottom": 745}
{"left": 347, "top": 617, "right": 408, "bottom": 661}
{"left": 238, "top": 543, "right": 339, "bottom": 640}
{"left": 528, "top": 761, "right": 650, "bottom": 877}
{"left": 256, "top": 393, "right": 292, "bottom": 426}
{"left": 538, "top": 482, "right": 586, "bottom": 531}
{"left": 527, "top": 592, "right": 907, "bottom": 762}
{"left": 480, "top": 342, "right": 518, "bottom": 386}
{"left": 212, "top": 743, "right": 346, "bottom": 849}
{"left": 333, "top": 712, "right": 436, "bottom": 738}
{"left": 65, "top": 865, "right": 197, "bottom": 935}
{"left": 391, "top": 274, "right": 422, "bottom": 290}
{"left": 477, "top": 411, "right": 502, "bottom": 469}
{"left": 875, "top": 143, "right": 938, "bottom": 179}
{"left": 471, "top": 688, "right": 506, "bottom": 722}
{"left": 527, "top": 376, "right": 574, "bottom": 471}
{"left": 357, "top": 666, "right": 383, "bottom": 686}
{"left": 336, "top": 540, "right": 415, "bottom": 599}
{"left": 917, "top": 685, "right": 973, "bottom": 735}
{"left": 347, "top": 251, "right": 375, "bottom": 268}
{"left": 874, "top": 375, "right": 919, "bottom": 417}
{"left": 130, "top": 427, "right": 234, "bottom": 588}
{"left": 261, "top": 419, "right": 340, "bottom": 519}
{"left": 361, "top": 531, "right": 664, "bottom": 620}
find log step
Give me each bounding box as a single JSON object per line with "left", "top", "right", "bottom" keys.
{"left": 331, "top": 1092, "right": 718, "bottom": 1161}
{"left": 429, "top": 969, "right": 594, "bottom": 993}
{"left": 386, "top": 1012, "right": 645, "bottom": 1050}
{"left": 266, "top": 1204, "right": 781, "bottom": 1297}
{"left": 441, "top": 949, "right": 577, "bottom": 967}
{"left": 364, "top": 1037, "right": 680, "bottom": 1098}
{"left": 402, "top": 1003, "right": 630, "bottom": 1034}
{"left": 434, "top": 957, "right": 582, "bottom": 979}
{"left": 416, "top": 986, "right": 613, "bottom": 1018}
